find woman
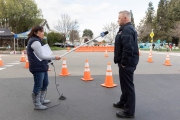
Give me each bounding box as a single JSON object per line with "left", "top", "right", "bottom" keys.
{"left": 27, "top": 26, "right": 61, "bottom": 110}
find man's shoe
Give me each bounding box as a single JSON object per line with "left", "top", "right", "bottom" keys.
{"left": 116, "top": 111, "right": 134, "bottom": 118}
{"left": 113, "top": 102, "right": 124, "bottom": 108}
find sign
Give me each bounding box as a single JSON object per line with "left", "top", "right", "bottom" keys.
{"left": 150, "top": 32, "right": 154, "bottom": 38}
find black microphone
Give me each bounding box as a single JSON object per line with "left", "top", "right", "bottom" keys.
{"left": 100, "top": 31, "right": 109, "bottom": 37}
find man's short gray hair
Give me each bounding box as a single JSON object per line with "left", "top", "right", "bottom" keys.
{"left": 119, "top": 10, "right": 131, "bottom": 20}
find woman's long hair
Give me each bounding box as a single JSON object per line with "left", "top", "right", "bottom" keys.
{"left": 28, "top": 25, "right": 43, "bottom": 40}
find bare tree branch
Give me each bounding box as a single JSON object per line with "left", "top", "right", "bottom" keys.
{"left": 169, "top": 21, "right": 180, "bottom": 40}
{"left": 103, "top": 22, "right": 119, "bottom": 43}
{"left": 54, "top": 14, "right": 79, "bottom": 42}
{"left": 136, "top": 18, "right": 151, "bottom": 42}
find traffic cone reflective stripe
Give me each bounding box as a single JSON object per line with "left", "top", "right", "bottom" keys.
{"left": 0, "top": 55, "right": 4, "bottom": 66}
{"left": 164, "top": 52, "right": 171, "bottom": 66}
{"left": 81, "top": 59, "right": 93, "bottom": 81}
{"left": 59, "top": 58, "right": 70, "bottom": 76}
{"left": 101, "top": 62, "right": 117, "bottom": 88}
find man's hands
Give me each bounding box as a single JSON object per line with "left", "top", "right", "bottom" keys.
{"left": 55, "top": 56, "right": 61, "bottom": 60}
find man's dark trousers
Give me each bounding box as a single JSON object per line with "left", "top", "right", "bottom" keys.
{"left": 118, "top": 63, "right": 136, "bottom": 116}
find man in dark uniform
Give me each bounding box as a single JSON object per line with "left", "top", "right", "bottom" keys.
{"left": 113, "top": 10, "right": 139, "bottom": 118}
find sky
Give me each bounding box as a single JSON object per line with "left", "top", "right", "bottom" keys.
{"left": 34, "top": 0, "right": 159, "bottom": 37}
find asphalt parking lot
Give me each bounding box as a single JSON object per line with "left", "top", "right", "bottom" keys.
{"left": 0, "top": 50, "right": 180, "bottom": 120}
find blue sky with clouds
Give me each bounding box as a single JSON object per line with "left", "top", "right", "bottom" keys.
{"left": 34, "top": 0, "right": 160, "bottom": 37}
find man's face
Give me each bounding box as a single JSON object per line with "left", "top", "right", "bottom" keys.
{"left": 118, "top": 13, "right": 125, "bottom": 26}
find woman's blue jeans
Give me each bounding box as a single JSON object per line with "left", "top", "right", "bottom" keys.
{"left": 32, "top": 72, "right": 49, "bottom": 95}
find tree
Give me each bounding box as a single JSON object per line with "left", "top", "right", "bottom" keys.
{"left": 47, "top": 32, "right": 64, "bottom": 46}
{"left": 54, "top": 14, "right": 79, "bottom": 42}
{"left": 169, "top": 21, "right": 180, "bottom": 45}
{"left": 145, "top": 2, "right": 155, "bottom": 25}
{"left": 103, "top": 22, "right": 119, "bottom": 43}
{"left": 130, "top": 10, "right": 135, "bottom": 27}
{"left": 137, "top": 18, "right": 152, "bottom": 42}
{"left": 69, "top": 30, "right": 80, "bottom": 42}
{"left": 82, "top": 29, "right": 93, "bottom": 39}
{"left": 154, "top": 0, "right": 169, "bottom": 41}
{"left": 0, "top": 0, "right": 43, "bottom": 33}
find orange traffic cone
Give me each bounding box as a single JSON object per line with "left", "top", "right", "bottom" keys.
{"left": 67, "top": 47, "right": 70, "bottom": 52}
{"left": 24, "top": 57, "right": 29, "bottom": 68}
{"left": 59, "top": 58, "right": 70, "bottom": 76}
{"left": 147, "top": 52, "right": 153, "bottom": 63}
{"left": 139, "top": 49, "right": 142, "bottom": 56}
{"left": 0, "top": 55, "right": 4, "bottom": 66}
{"left": 101, "top": 62, "right": 117, "bottom": 88}
{"left": 81, "top": 59, "right": 93, "bottom": 81}
{"left": 164, "top": 52, "right": 172, "bottom": 66}
{"left": 104, "top": 50, "right": 108, "bottom": 57}
{"left": 20, "top": 51, "right": 26, "bottom": 62}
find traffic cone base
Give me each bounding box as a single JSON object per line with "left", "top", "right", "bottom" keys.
{"left": 81, "top": 71, "right": 94, "bottom": 81}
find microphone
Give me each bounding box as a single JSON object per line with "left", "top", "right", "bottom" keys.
{"left": 100, "top": 31, "right": 109, "bottom": 37}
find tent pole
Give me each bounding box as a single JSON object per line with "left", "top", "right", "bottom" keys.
{"left": 13, "top": 37, "right": 15, "bottom": 54}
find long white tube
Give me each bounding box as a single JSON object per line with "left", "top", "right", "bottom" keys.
{"left": 48, "top": 35, "right": 101, "bottom": 65}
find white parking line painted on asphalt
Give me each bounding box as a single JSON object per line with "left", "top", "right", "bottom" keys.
{"left": 0, "top": 68, "right": 5, "bottom": 70}
{"left": 7, "top": 63, "right": 20, "bottom": 64}
{"left": 5, "top": 65, "right": 14, "bottom": 67}
{"left": 14, "top": 61, "right": 21, "bottom": 62}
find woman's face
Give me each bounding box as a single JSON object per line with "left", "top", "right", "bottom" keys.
{"left": 36, "top": 30, "right": 44, "bottom": 39}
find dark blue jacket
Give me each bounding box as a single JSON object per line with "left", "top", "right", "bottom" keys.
{"left": 27, "top": 36, "right": 48, "bottom": 73}
{"left": 114, "top": 22, "right": 139, "bottom": 67}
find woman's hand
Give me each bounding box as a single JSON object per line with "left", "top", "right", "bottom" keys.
{"left": 55, "top": 56, "right": 61, "bottom": 60}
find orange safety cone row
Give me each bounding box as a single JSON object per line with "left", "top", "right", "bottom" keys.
{"left": 147, "top": 51, "right": 153, "bottom": 63}
{"left": 24, "top": 57, "right": 29, "bottom": 68}
{"left": 81, "top": 59, "right": 93, "bottom": 81}
{"left": 0, "top": 55, "right": 4, "bottom": 66}
{"left": 20, "top": 51, "right": 26, "bottom": 62}
{"left": 59, "top": 58, "right": 70, "bottom": 76}
{"left": 104, "top": 50, "right": 108, "bottom": 57}
{"left": 164, "top": 52, "right": 172, "bottom": 66}
{"left": 101, "top": 62, "right": 117, "bottom": 88}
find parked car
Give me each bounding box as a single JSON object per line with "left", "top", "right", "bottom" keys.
{"left": 64, "top": 43, "right": 75, "bottom": 48}
{"left": 106, "top": 43, "right": 114, "bottom": 46}
{"left": 53, "top": 43, "right": 64, "bottom": 47}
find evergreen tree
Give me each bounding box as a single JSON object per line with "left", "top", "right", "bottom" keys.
{"left": 130, "top": 10, "right": 135, "bottom": 27}
{"left": 145, "top": 2, "right": 155, "bottom": 25}
{"left": 154, "top": 0, "right": 169, "bottom": 41}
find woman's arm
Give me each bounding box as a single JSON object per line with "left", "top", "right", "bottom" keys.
{"left": 31, "top": 41, "right": 55, "bottom": 60}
